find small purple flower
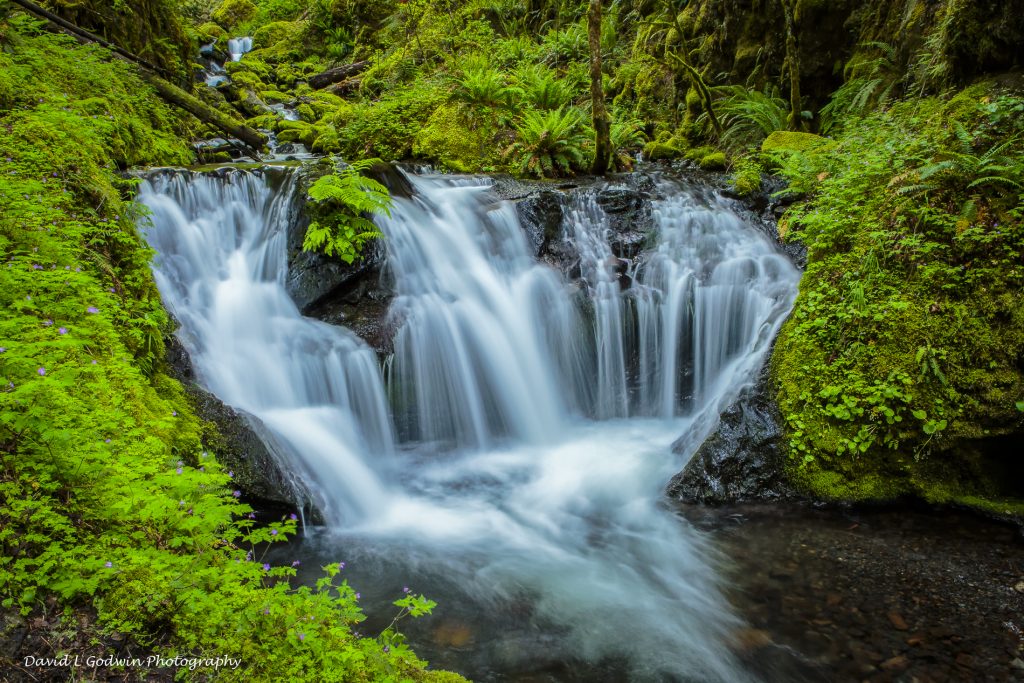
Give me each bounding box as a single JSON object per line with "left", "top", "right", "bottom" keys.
{"left": 403, "top": 586, "right": 410, "bottom": 594}
{"left": 263, "top": 563, "right": 271, "bottom": 571}
{"left": 58, "top": 327, "right": 67, "bottom": 335}
{"left": 108, "top": 287, "right": 115, "bottom": 293}
{"left": 179, "top": 500, "right": 185, "bottom": 507}
{"left": 104, "top": 561, "right": 113, "bottom": 568}
{"left": 289, "top": 513, "right": 297, "bottom": 521}
{"left": 86, "top": 306, "right": 99, "bottom": 314}
{"left": 338, "top": 561, "right": 346, "bottom": 570}
{"left": 292, "top": 560, "right": 300, "bottom": 567}
{"left": 232, "top": 490, "right": 241, "bottom": 498}
{"left": 228, "top": 470, "right": 234, "bottom": 478}
{"left": 176, "top": 467, "right": 183, "bottom": 474}
{"left": 298, "top": 633, "right": 305, "bottom": 642}
{"left": 355, "top": 592, "right": 361, "bottom": 599}
{"left": 32, "top": 264, "right": 42, "bottom": 270}
{"left": 172, "top": 410, "right": 177, "bottom": 417}
{"left": 177, "top": 460, "right": 184, "bottom": 467}
{"left": 91, "top": 360, "right": 97, "bottom": 365}
{"left": 104, "top": 438, "right": 111, "bottom": 443}
{"left": 43, "top": 319, "right": 52, "bottom": 326}
{"left": 37, "top": 367, "right": 46, "bottom": 376}
{"left": 382, "top": 645, "right": 389, "bottom": 653}
{"left": 248, "top": 512, "right": 256, "bottom": 519}
{"left": 262, "top": 607, "right": 270, "bottom": 615}
{"left": 0, "top": 347, "right": 6, "bottom": 353}
{"left": 270, "top": 529, "right": 278, "bottom": 536}
{"left": 199, "top": 466, "right": 204, "bottom": 472}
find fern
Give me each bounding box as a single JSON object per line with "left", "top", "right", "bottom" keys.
{"left": 506, "top": 107, "right": 591, "bottom": 178}
{"left": 514, "top": 63, "right": 576, "bottom": 110}
{"left": 609, "top": 112, "right": 646, "bottom": 171}
{"left": 303, "top": 158, "right": 391, "bottom": 264}
{"left": 820, "top": 42, "right": 901, "bottom": 133}
{"left": 705, "top": 85, "right": 789, "bottom": 150}
{"left": 453, "top": 65, "right": 521, "bottom": 111}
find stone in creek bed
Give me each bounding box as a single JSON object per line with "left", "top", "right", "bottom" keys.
{"left": 887, "top": 611, "right": 910, "bottom": 631}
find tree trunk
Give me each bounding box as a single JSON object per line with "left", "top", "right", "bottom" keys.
{"left": 588, "top": 0, "right": 612, "bottom": 175}
{"left": 781, "top": 0, "right": 805, "bottom": 131}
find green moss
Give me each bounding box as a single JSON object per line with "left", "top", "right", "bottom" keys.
{"left": 211, "top": 0, "right": 256, "bottom": 30}
{"left": 197, "top": 21, "right": 227, "bottom": 44}
{"left": 295, "top": 102, "right": 317, "bottom": 123}
{"left": 643, "top": 138, "right": 684, "bottom": 161}
{"left": 761, "top": 130, "right": 835, "bottom": 154}
{"left": 413, "top": 102, "right": 497, "bottom": 172}
{"left": 260, "top": 90, "right": 290, "bottom": 103}
{"left": 698, "top": 151, "right": 728, "bottom": 170}
{"left": 732, "top": 156, "right": 763, "bottom": 195}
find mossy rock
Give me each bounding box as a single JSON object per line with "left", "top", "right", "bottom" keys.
{"left": 228, "top": 71, "right": 265, "bottom": 92}
{"left": 312, "top": 125, "right": 342, "bottom": 154}
{"left": 197, "top": 22, "right": 227, "bottom": 44}
{"left": 295, "top": 103, "right": 317, "bottom": 123}
{"left": 413, "top": 103, "right": 494, "bottom": 173}
{"left": 245, "top": 114, "right": 279, "bottom": 131}
{"left": 259, "top": 90, "right": 289, "bottom": 104}
{"left": 761, "top": 131, "right": 835, "bottom": 154}
{"left": 643, "top": 139, "right": 682, "bottom": 161}
{"left": 698, "top": 151, "right": 728, "bottom": 171}
{"left": 306, "top": 91, "right": 348, "bottom": 118}
{"left": 732, "top": 159, "right": 763, "bottom": 196}
{"left": 225, "top": 57, "right": 271, "bottom": 80}
{"left": 253, "top": 21, "right": 302, "bottom": 49}
{"left": 212, "top": 0, "right": 256, "bottom": 31}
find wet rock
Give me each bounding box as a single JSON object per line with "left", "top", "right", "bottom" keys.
{"left": 164, "top": 332, "right": 311, "bottom": 515}
{"left": 515, "top": 189, "right": 564, "bottom": 257}
{"left": 594, "top": 187, "right": 652, "bottom": 259}
{"left": 668, "top": 364, "right": 800, "bottom": 504}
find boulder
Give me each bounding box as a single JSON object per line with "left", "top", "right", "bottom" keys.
{"left": 668, "top": 365, "right": 801, "bottom": 504}
{"left": 515, "top": 189, "right": 564, "bottom": 257}
{"left": 164, "top": 333, "right": 311, "bottom": 514}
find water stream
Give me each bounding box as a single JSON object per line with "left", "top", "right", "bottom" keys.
{"left": 138, "top": 167, "right": 799, "bottom": 681}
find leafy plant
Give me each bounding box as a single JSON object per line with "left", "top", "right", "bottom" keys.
{"left": 506, "top": 106, "right": 591, "bottom": 177}
{"left": 705, "top": 85, "right": 791, "bottom": 150}
{"left": 303, "top": 159, "right": 391, "bottom": 263}
{"left": 820, "top": 42, "right": 902, "bottom": 133}
{"left": 514, "top": 63, "right": 577, "bottom": 110}
{"left": 609, "top": 113, "right": 646, "bottom": 170}
{"left": 453, "top": 65, "right": 521, "bottom": 111}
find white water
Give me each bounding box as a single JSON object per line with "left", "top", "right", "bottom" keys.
{"left": 227, "top": 36, "right": 253, "bottom": 62}
{"left": 139, "top": 168, "right": 799, "bottom": 681}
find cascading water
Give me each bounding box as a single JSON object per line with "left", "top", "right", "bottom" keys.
{"left": 138, "top": 170, "right": 394, "bottom": 524}
{"left": 227, "top": 36, "right": 253, "bottom": 62}
{"left": 139, "top": 166, "right": 799, "bottom": 681}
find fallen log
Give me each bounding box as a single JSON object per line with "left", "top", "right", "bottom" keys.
{"left": 308, "top": 61, "right": 369, "bottom": 90}
{"left": 327, "top": 78, "right": 362, "bottom": 96}
{"left": 8, "top": 0, "right": 267, "bottom": 156}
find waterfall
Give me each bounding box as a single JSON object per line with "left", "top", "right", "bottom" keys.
{"left": 139, "top": 167, "right": 799, "bottom": 681}
{"left": 227, "top": 36, "right": 253, "bottom": 62}
{"left": 138, "top": 170, "right": 395, "bottom": 524}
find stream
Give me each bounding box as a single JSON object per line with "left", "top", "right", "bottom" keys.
{"left": 133, "top": 164, "right": 1022, "bottom": 681}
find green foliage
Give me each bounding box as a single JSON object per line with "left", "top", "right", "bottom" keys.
{"left": 820, "top": 42, "right": 902, "bottom": 134}
{"left": 453, "top": 64, "right": 520, "bottom": 111}
{"left": 731, "top": 156, "right": 763, "bottom": 196}
{"left": 708, "top": 85, "right": 791, "bottom": 150}
{"left": 303, "top": 159, "right": 390, "bottom": 263}
{"left": 506, "top": 107, "right": 591, "bottom": 177}
{"left": 0, "top": 22, "right": 461, "bottom": 682}
{"left": 514, "top": 63, "right": 577, "bottom": 110}
{"left": 609, "top": 113, "right": 646, "bottom": 171}
{"left": 212, "top": 0, "right": 257, "bottom": 30}
{"left": 772, "top": 85, "right": 1024, "bottom": 502}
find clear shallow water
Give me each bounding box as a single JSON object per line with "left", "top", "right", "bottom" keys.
{"left": 138, "top": 167, "right": 799, "bottom": 681}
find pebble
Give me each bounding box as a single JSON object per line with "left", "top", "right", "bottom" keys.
{"left": 887, "top": 611, "right": 909, "bottom": 631}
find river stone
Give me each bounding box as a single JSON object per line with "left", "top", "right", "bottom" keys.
{"left": 669, "top": 366, "right": 800, "bottom": 504}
